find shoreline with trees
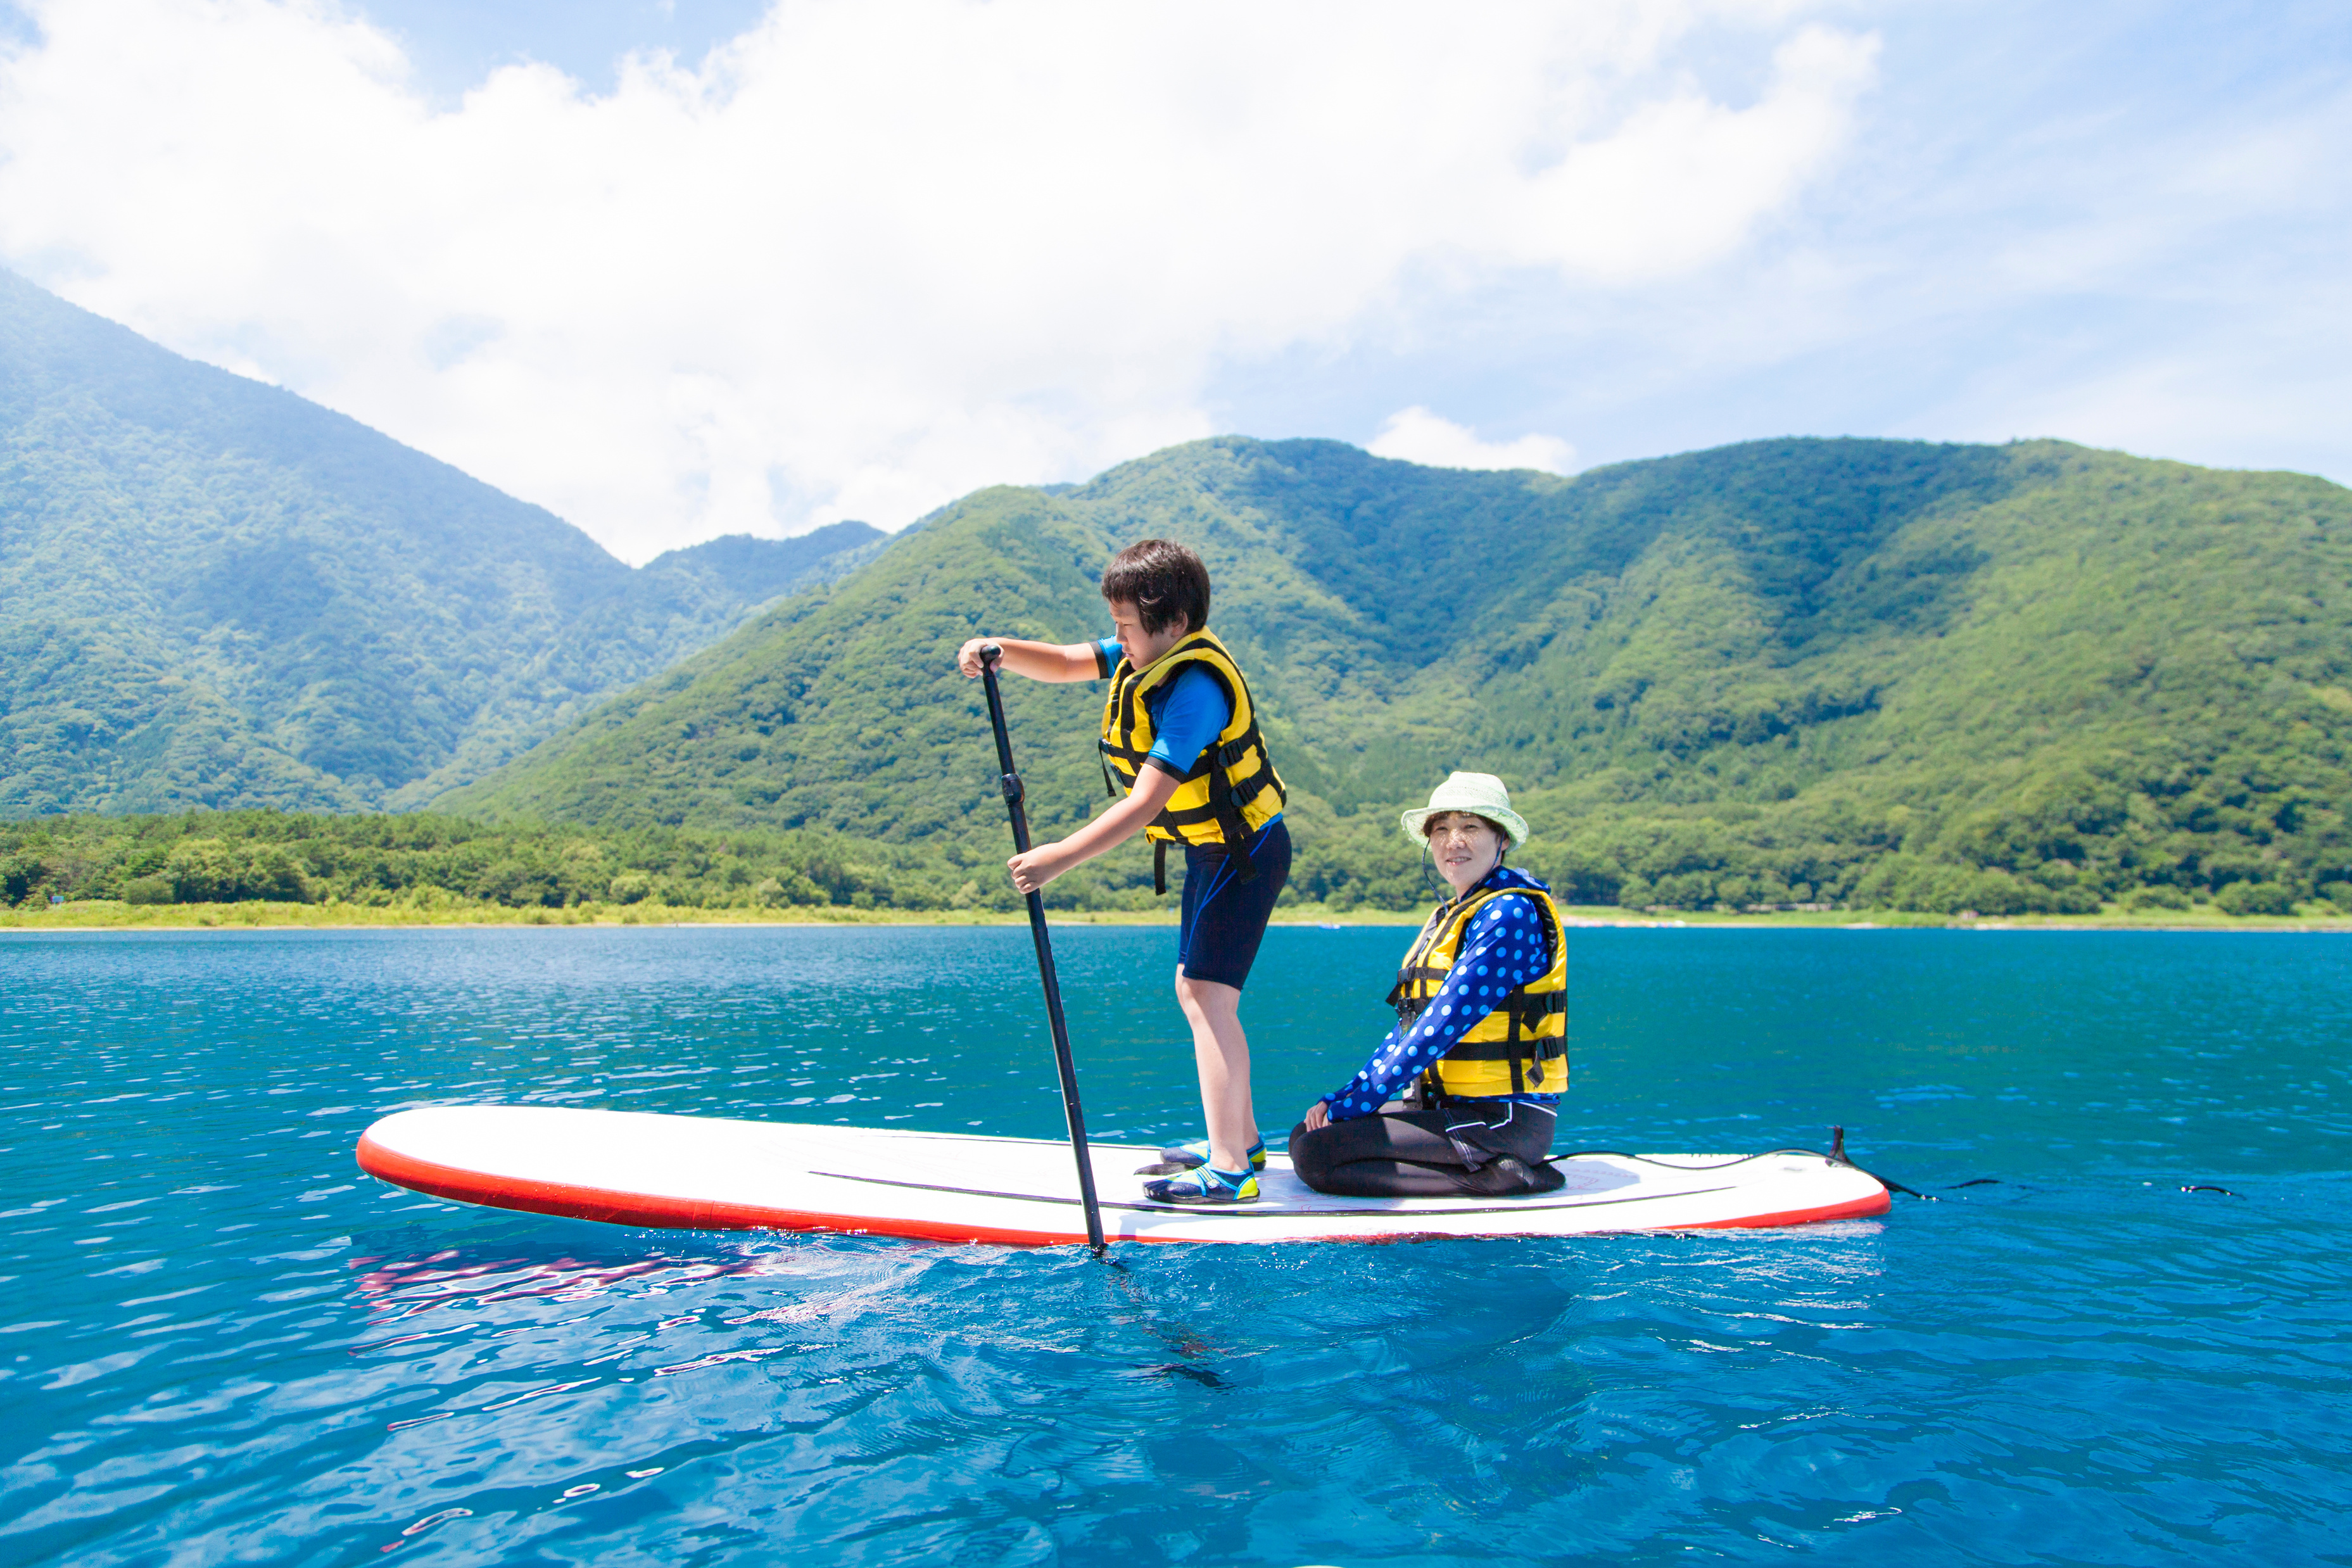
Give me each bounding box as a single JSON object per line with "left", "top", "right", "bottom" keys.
{"left": 6, "top": 808, "right": 2344, "bottom": 932}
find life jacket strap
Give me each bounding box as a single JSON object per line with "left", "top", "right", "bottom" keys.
{"left": 1144, "top": 721, "right": 1270, "bottom": 876}
{"left": 1386, "top": 903, "right": 1458, "bottom": 1013}
{"left": 1154, "top": 840, "right": 1167, "bottom": 897}
{"left": 1206, "top": 733, "right": 1257, "bottom": 882}
{"left": 1432, "top": 998, "right": 1565, "bottom": 1061}
{"left": 1108, "top": 726, "right": 1276, "bottom": 868}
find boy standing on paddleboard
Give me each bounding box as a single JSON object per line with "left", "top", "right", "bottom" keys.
{"left": 957, "top": 539, "right": 1291, "bottom": 1204}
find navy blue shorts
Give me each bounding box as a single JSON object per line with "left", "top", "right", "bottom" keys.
{"left": 1176, "top": 818, "right": 1291, "bottom": 989}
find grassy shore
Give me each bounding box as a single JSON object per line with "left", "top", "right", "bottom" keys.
{"left": 5, "top": 898, "right": 2348, "bottom": 933}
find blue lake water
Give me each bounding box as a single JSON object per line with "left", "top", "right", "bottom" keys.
{"left": 2, "top": 924, "right": 2348, "bottom": 1565}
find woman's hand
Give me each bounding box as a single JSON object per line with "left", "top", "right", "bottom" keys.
{"left": 1301, "top": 1099, "right": 1331, "bottom": 1133}
{"left": 1008, "top": 844, "right": 1070, "bottom": 895}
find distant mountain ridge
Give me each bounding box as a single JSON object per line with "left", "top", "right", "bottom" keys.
{"left": 448, "top": 435, "right": 2352, "bottom": 914}
{"left": 0, "top": 269, "right": 882, "bottom": 813}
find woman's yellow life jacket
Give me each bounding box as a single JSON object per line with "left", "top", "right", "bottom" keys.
{"left": 1385, "top": 879, "right": 1569, "bottom": 1099}
{"left": 1097, "top": 628, "right": 1286, "bottom": 888}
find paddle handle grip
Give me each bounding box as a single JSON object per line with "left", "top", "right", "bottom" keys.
{"left": 978, "top": 645, "right": 1032, "bottom": 854}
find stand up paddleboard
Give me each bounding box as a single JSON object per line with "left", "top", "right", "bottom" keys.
{"left": 357, "top": 1107, "right": 1890, "bottom": 1245}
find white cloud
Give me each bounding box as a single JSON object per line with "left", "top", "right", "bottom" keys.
{"left": 1368, "top": 407, "right": 1575, "bottom": 475}
{"left": 0, "top": 0, "right": 1876, "bottom": 560}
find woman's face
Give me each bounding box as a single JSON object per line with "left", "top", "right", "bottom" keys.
{"left": 1425, "top": 811, "right": 1503, "bottom": 894}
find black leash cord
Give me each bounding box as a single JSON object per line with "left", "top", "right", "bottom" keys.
{"left": 1546, "top": 1144, "right": 1939, "bottom": 1201}
{"left": 1546, "top": 1139, "right": 2240, "bottom": 1204}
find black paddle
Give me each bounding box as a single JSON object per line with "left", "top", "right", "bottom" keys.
{"left": 977, "top": 643, "right": 1108, "bottom": 1255}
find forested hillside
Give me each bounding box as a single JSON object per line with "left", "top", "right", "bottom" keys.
{"left": 0, "top": 270, "right": 881, "bottom": 815}
{"left": 448, "top": 436, "right": 2352, "bottom": 916}
{"left": 1, "top": 809, "right": 940, "bottom": 916}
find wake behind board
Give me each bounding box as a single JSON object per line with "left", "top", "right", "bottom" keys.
{"left": 358, "top": 1107, "right": 1890, "bottom": 1244}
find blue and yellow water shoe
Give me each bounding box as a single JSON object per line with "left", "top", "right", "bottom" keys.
{"left": 1142, "top": 1164, "right": 1260, "bottom": 1205}
{"left": 1151, "top": 1136, "right": 1268, "bottom": 1172}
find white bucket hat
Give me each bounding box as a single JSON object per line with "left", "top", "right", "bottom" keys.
{"left": 1398, "top": 772, "right": 1530, "bottom": 849}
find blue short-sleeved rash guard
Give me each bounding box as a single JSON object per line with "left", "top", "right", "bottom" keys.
{"left": 1094, "top": 636, "right": 1241, "bottom": 781}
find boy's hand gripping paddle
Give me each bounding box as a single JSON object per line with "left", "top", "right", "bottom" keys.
{"left": 978, "top": 644, "right": 1108, "bottom": 1254}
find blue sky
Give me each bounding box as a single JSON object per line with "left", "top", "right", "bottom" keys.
{"left": 1204, "top": 0, "right": 2350, "bottom": 479}
{"left": 1, "top": 1, "right": 2345, "bottom": 561}
{"left": 358, "top": 1, "right": 774, "bottom": 106}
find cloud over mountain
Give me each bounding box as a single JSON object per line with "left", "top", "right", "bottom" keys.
{"left": 0, "top": 0, "right": 1873, "bottom": 560}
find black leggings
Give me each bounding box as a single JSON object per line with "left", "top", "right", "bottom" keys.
{"left": 1288, "top": 1102, "right": 1562, "bottom": 1198}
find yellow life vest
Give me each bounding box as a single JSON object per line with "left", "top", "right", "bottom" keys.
{"left": 1097, "top": 629, "right": 1286, "bottom": 879}
{"left": 1386, "top": 878, "right": 1569, "bottom": 1099}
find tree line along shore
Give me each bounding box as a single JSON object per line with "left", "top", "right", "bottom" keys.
{"left": 4, "top": 809, "right": 2344, "bottom": 928}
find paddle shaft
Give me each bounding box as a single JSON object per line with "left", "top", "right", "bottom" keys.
{"left": 978, "top": 645, "right": 1108, "bottom": 1253}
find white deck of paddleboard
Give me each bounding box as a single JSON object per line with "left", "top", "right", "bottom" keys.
{"left": 358, "top": 1106, "right": 1888, "bottom": 1244}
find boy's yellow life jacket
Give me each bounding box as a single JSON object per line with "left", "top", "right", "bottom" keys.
{"left": 1097, "top": 628, "right": 1286, "bottom": 866}
{"left": 1385, "top": 880, "right": 1569, "bottom": 1099}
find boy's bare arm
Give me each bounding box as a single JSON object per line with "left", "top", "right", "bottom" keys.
{"left": 1008, "top": 768, "right": 1182, "bottom": 893}
{"left": 956, "top": 637, "right": 1099, "bottom": 683}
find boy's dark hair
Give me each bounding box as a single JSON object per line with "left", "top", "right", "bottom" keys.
{"left": 1100, "top": 539, "right": 1210, "bottom": 636}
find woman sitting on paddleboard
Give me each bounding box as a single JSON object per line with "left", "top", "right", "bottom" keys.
{"left": 1287, "top": 773, "right": 1567, "bottom": 1198}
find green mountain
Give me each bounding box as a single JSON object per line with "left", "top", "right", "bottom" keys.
{"left": 0, "top": 269, "right": 882, "bottom": 815}
{"left": 447, "top": 435, "right": 2352, "bottom": 915}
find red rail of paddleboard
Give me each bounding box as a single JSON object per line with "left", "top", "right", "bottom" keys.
{"left": 358, "top": 1134, "right": 1084, "bottom": 1246}
{"left": 360, "top": 1134, "right": 1891, "bottom": 1245}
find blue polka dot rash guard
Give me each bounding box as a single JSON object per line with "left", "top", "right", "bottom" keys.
{"left": 1321, "top": 866, "right": 1560, "bottom": 1121}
